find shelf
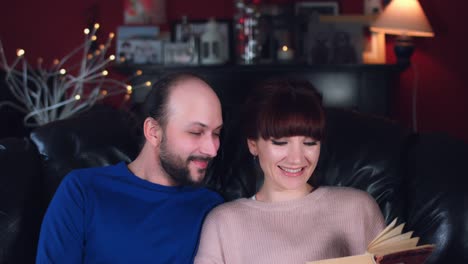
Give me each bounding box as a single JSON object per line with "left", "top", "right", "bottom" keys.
{"left": 114, "top": 62, "right": 403, "bottom": 117}
{"left": 113, "top": 62, "right": 404, "bottom": 75}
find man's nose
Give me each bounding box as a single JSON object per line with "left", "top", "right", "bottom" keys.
{"left": 200, "top": 135, "right": 219, "bottom": 157}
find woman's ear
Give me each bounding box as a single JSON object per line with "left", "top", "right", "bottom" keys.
{"left": 143, "top": 117, "right": 163, "bottom": 147}
{"left": 247, "top": 138, "right": 258, "bottom": 156}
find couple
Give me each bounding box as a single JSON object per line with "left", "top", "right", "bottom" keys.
{"left": 36, "top": 73, "right": 385, "bottom": 263}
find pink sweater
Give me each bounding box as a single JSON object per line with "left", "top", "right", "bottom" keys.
{"left": 195, "top": 186, "right": 385, "bottom": 264}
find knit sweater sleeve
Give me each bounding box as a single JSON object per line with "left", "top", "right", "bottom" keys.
{"left": 345, "top": 189, "right": 386, "bottom": 255}
{"left": 194, "top": 206, "right": 225, "bottom": 264}
{"left": 36, "top": 171, "right": 86, "bottom": 264}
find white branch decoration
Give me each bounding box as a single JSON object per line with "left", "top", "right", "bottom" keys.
{"left": 0, "top": 23, "right": 149, "bottom": 127}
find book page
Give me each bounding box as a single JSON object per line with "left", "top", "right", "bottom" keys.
{"left": 368, "top": 218, "right": 398, "bottom": 248}
{"left": 370, "top": 239, "right": 425, "bottom": 256}
{"left": 368, "top": 232, "right": 417, "bottom": 253}
{"left": 369, "top": 223, "right": 405, "bottom": 249}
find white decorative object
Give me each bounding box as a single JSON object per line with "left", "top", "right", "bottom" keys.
{"left": 0, "top": 24, "right": 147, "bottom": 127}
{"left": 277, "top": 45, "right": 294, "bottom": 61}
{"left": 200, "top": 19, "right": 227, "bottom": 65}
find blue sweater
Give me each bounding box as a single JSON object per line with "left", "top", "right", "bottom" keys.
{"left": 36, "top": 162, "right": 223, "bottom": 264}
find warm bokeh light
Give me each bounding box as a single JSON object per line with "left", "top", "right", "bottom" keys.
{"left": 59, "top": 69, "right": 66, "bottom": 75}
{"left": 74, "top": 94, "right": 81, "bottom": 100}
{"left": 282, "top": 45, "right": 288, "bottom": 52}
{"left": 102, "top": 70, "right": 109, "bottom": 76}
{"left": 16, "top": 49, "right": 25, "bottom": 57}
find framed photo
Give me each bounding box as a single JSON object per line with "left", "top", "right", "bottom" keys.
{"left": 124, "top": 0, "right": 166, "bottom": 24}
{"left": 295, "top": 2, "right": 339, "bottom": 16}
{"left": 304, "top": 21, "right": 363, "bottom": 64}
{"left": 116, "top": 26, "right": 162, "bottom": 64}
{"left": 163, "top": 42, "right": 199, "bottom": 65}
{"left": 302, "top": 15, "right": 386, "bottom": 64}
{"left": 320, "top": 15, "right": 386, "bottom": 64}
{"left": 171, "top": 19, "right": 233, "bottom": 63}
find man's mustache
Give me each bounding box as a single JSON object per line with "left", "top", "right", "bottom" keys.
{"left": 188, "top": 156, "right": 212, "bottom": 163}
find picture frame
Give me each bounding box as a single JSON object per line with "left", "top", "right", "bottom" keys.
{"left": 163, "top": 42, "right": 199, "bottom": 65}
{"left": 116, "top": 26, "right": 162, "bottom": 64}
{"left": 313, "top": 15, "right": 386, "bottom": 64}
{"left": 123, "top": 0, "right": 166, "bottom": 24}
{"left": 304, "top": 20, "right": 363, "bottom": 64}
{"left": 171, "top": 19, "right": 233, "bottom": 63}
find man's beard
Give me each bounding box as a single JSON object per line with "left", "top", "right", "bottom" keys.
{"left": 159, "top": 135, "right": 212, "bottom": 187}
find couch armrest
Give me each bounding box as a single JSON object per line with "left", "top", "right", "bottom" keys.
{"left": 404, "top": 133, "right": 468, "bottom": 264}
{"left": 0, "top": 137, "right": 44, "bottom": 263}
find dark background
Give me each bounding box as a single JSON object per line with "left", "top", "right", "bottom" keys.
{"left": 1, "top": 0, "right": 467, "bottom": 143}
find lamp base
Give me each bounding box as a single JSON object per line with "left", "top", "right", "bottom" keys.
{"left": 394, "top": 35, "right": 414, "bottom": 66}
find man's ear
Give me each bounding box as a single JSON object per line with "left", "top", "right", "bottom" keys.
{"left": 247, "top": 138, "right": 258, "bottom": 156}
{"left": 143, "top": 117, "right": 163, "bottom": 147}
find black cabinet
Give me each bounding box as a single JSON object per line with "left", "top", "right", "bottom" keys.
{"left": 114, "top": 63, "right": 402, "bottom": 117}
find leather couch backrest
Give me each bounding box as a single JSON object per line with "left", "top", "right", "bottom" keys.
{"left": 206, "top": 107, "right": 411, "bottom": 223}
{"left": 29, "top": 105, "right": 141, "bottom": 204}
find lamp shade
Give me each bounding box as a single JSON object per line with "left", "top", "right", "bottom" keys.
{"left": 370, "top": 0, "right": 434, "bottom": 37}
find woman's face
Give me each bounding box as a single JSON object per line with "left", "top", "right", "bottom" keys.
{"left": 248, "top": 136, "right": 321, "bottom": 193}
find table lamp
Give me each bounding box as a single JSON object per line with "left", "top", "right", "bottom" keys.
{"left": 370, "top": 0, "right": 434, "bottom": 65}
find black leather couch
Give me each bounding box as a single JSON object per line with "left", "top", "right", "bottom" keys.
{"left": 1, "top": 105, "right": 467, "bottom": 264}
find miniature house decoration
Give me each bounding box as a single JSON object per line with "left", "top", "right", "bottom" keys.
{"left": 200, "top": 19, "right": 228, "bottom": 65}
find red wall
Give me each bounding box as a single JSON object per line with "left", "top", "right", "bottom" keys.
{"left": 1, "top": 0, "right": 467, "bottom": 142}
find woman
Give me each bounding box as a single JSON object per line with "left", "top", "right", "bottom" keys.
{"left": 195, "top": 78, "right": 385, "bottom": 264}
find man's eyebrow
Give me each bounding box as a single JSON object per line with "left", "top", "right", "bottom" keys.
{"left": 188, "top": 122, "right": 223, "bottom": 130}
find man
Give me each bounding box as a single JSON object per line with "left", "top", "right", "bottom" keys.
{"left": 36, "top": 73, "right": 224, "bottom": 263}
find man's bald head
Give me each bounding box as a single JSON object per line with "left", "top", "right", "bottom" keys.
{"left": 142, "top": 72, "right": 220, "bottom": 129}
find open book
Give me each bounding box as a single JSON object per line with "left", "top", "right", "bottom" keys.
{"left": 307, "top": 218, "right": 435, "bottom": 264}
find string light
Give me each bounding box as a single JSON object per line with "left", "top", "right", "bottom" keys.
{"left": 0, "top": 24, "right": 150, "bottom": 127}
{"left": 16, "top": 49, "right": 25, "bottom": 57}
